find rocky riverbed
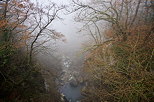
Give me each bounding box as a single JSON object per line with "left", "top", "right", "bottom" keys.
{"left": 57, "top": 56, "right": 85, "bottom": 102}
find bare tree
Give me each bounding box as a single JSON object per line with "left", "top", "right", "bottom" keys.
{"left": 71, "top": 0, "right": 143, "bottom": 41}
{"left": 28, "top": 2, "right": 65, "bottom": 63}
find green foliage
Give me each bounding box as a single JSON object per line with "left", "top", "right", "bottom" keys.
{"left": 0, "top": 43, "right": 46, "bottom": 101}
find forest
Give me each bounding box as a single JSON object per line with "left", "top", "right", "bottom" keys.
{"left": 0, "top": 0, "right": 153, "bottom": 102}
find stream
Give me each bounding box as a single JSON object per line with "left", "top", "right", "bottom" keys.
{"left": 60, "top": 83, "right": 83, "bottom": 102}
{"left": 58, "top": 55, "right": 84, "bottom": 102}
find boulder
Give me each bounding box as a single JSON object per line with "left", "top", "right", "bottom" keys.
{"left": 77, "top": 76, "right": 84, "bottom": 84}
{"left": 69, "top": 78, "right": 78, "bottom": 87}
{"left": 60, "top": 93, "right": 69, "bottom": 102}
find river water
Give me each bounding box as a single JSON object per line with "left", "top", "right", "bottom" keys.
{"left": 58, "top": 55, "right": 84, "bottom": 102}
{"left": 60, "top": 83, "right": 83, "bottom": 102}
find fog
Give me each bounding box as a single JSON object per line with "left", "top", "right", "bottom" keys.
{"left": 1, "top": 0, "right": 152, "bottom": 102}
{"left": 34, "top": 1, "right": 87, "bottom": 101}
{"left": 33, "top": 0, "right": 87, "bottom": 59}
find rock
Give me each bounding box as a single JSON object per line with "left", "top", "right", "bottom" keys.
{"left": 60, "top": 93, "right": 69, "bottom": 102}
{"left": 77, "top": 76, "right": 84, "bottom": 84}
{"left": 81, "top": 86, "right": 86, "bottom": 92}
{"left": 69, "top": 78, "right": 78, "bottom": 87}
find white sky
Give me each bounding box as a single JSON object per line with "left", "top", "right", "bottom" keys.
{"left": 32, "top": 0, "right": 87, "bottom": 57}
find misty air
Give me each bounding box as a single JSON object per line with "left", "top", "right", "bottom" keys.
{"left": 0, "top": 0, "right": 154, "bottom": 102}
